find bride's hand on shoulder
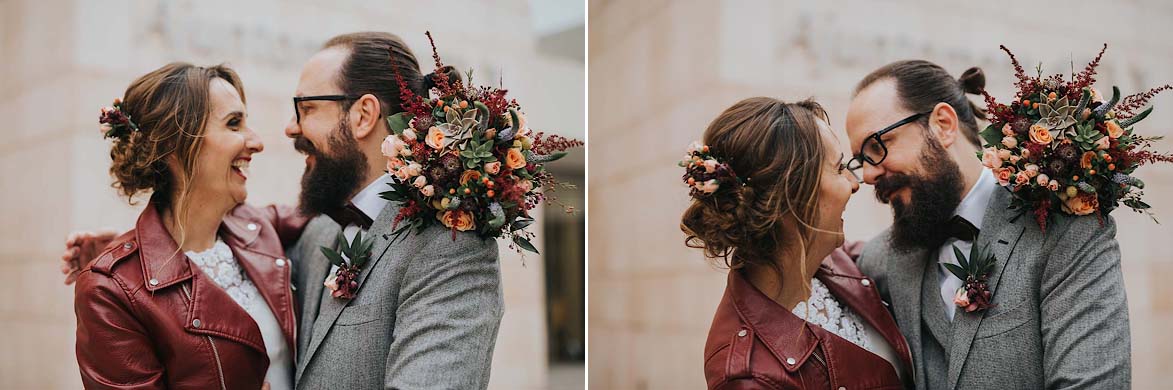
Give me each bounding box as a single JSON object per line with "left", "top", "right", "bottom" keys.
{"left": 61, "top": 229, "right": 119, "bottom": 285}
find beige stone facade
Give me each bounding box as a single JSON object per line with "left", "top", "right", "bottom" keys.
{"left": 0, "top": 0, "right": 583, "bottom": 388}
{"left": 588, "top": 0, "right": 1173, "bottom": 389}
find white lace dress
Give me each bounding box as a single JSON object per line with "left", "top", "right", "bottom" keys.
{"left": 186, "top": 239, "right": 293, "bottom": 390}
{"left": 792, "top": 278, "right": 906, "bottom": 382}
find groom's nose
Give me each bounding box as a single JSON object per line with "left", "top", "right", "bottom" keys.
{"left": 284, "top": 115, "right": 300, "bottom": 139}
{"left": 862, "top": 162, "right": 885, "bottom": 185}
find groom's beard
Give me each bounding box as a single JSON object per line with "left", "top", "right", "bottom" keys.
{"left": 876, "top": 136, "right": 965, "bottom": 252}
{"left": 295, "top": 118, "right": 368, "bottom": 216}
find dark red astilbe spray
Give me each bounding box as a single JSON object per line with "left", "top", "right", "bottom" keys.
{"left": 1116, "top": 85, "right": 1173, "bottom": 118}
{"left": 1035, "top": 199, "right": 1051, "bottom": 234}
{"left": 1071, "top": 44, "right": 1108, "bottom": 91}
{"left": 1000, "top": 45, "right": 1038, "bottom": 100}
{"left": 392, "top": 200, "right": 423, "bottom": 230}
{"left": 530, "top": 131, "right": 585, "bottom": 155}
{"left": 395, "top": 71, "right": 431, "bottom": 119}
{"left": 424, "top": 31, "right": 463, "bottom": 96}
{"left": 473, "top": 87, "right": 511, "bottom": 121}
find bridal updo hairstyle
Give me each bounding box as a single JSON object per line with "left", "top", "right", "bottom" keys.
{"left": 108, "top": 63, "right": 246, "bottom": 207}
{"left": 681, "top": 97, "right": 831, "bottom": 274}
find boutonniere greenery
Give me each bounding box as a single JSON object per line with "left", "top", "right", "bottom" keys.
{"left": 945, "top": 243, "right": 998, "bottom": 313}
{"left": 320, "top": 231, "right": 375, "bottom": 300}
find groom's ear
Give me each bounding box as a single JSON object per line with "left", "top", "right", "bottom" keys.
{"left": 348, "top": 93, "right": 382, "bottom": 140}
{"left": 929, "top": 102, "right": 960, "bottom": 149}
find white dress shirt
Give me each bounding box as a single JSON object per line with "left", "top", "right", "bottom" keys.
{"left": 938, "top": 168, "right": 996, "bottom": 321}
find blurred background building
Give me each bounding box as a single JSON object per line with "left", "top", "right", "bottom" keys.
{"left": 589, "top": 0, "right": 1173, "bottom": 388}
{"left": 0, "top": 0, "right": 584, "bottom": 388}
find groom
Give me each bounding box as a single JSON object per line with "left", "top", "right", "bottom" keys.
{"left": 283, "top": 32, "right": 502, "bottom": 389}
{"left": 845, "top": 60, "right": 1129, "bottom": 389}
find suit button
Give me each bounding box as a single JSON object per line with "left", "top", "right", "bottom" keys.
{"left": 246, "top": 223, "right": 258, "bottom": 231}
{"left": 275, "top": 258, "right": 286, "bottom": 267}
{"left": 786, "top": 357, "right": 796, "bottom": 365}
{"left": 861, "top": 279, "right": 871, "bottom": 287}
{"left": 148, "top": 278, "right": 159, "bottom": 286}
{"left": 192, "top": 319, "right": 201, "bottom": 328}
{"left": 737, "top": 329, "right": 747, "bottom": 337}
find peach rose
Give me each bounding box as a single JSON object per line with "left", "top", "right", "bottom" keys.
{"left": 994, "top": 167, "right": 1016, "bottom": 186}
{"left": 953, "top": 287, "right": 970, "bottom": 308}
{"left": 696, "top": 179, "right": 720, "bottom": 194}
{"left": 1048, "top": 180, "right": 1060, "bottom": 191}
{"left": 1029, "top": 124, "right": 1053, "bottom": 145}
{"left": 505, "top": 148, "right": 527, "bottom": 170}
{"left": 1062, "top": 194, "right": 1099, "bottom": 216}
{"left": 323, "top": 274, "right": 339, "bottom": 292}
{"left": 394, "top": 167, "right": 411, "bottom": 181}
{"left": 406, "top": 163, "right": 423, "bottom": 177}
{"left": 1106, "top": 120, "right": 1124, "bottom": 139}
{"left": 484, "top": 161, "right": 502, "bottom": 175}
{"left": 518, "top": 179, "right": 534, "bottom": 192}
{"left": 1036, "top": 173, "right": 1050, "bottom": 187}
{"left": 1095, "top": 136, "right": 1111, "bottom": 150}
{"left": 1080, "top": 151, "right": 1097, "bottom": 169}
{"left": 1001, "top": 123, "right": 1015, "bottom": 136}
{"left": 386, "top": 157, "right": 405, "bottom": 173}
{"left": 460, "top": 170, "right": 482, "bottom": 186}
{"left": 413, "top": 176, "right": 428, "bottom": 188}
{"left": 982, "top": 148, "right": 1002, "bottom": 169}
{"left": 687, "top": 141, "right": 703, "bottom": 154}
{"left": 381, "top": 135, "right": 405, "bottom": 158}
{"left": 1015, "top": 171, "right": 1031, "bottom": 186}
{"left": 402, "top": 128, "right": 418, "bottom": 141}
{"left": 426, "top": 126, "right": 446, "bottom": 150}
{"left": 703, "top": 159, "right": 719, "bottom": 173}
{"left": 439, "top": 210, "right": 476, "bottom": 231}
{"left": 421, "top": 185, "right": 435, "bottom": 197}
{"left": 997, "top": 149, "right": 1012, "bottom": 161}
{"left": 1024, "top": 164, "right": 1039, "bottom": 178}
{"left": 1009, "top": 155, "right": 1021, "bottom": 164}
{"left": 1002, "top": 136, "right": 1018, "bottom": 148}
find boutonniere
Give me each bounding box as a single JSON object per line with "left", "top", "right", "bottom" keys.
{"left": 320, "top": 231, "right": 375, "bottom": 300}
{"left": 944, "top": 243, "right": 998, "bottom": 313}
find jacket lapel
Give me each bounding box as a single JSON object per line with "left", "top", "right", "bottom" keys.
{"left": 816, "top": 250, "right": 914, "bottom": 375}
{"left": 299, "top": 201, "right": 400, "bottom": 375}
{"left": 946, "top": 189, "right": 1026, "bottom": 390}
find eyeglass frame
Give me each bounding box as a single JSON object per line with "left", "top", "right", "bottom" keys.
{"left": 846, "top": 111, "right": 931, "bottom": 172}
{"left": 292, "top": 94, "right": 363, "bottom": 124}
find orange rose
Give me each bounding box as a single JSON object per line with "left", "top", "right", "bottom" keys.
{"left": 1029, "top": 124, "right": 1053, "bottom": 145}
{"left": 994, "top": 167, "right": 1016, "bottom": 186}
{"left": 981, "top": 148, "right": 1002, "bottom": 169}
{"left": 505, "top": 148, "right": 527, "bottom": 170}
{"left": 1061, "top": 194, "right": 1099, "bottom": 216}
{"left": 460, "top": 170, "right": 482, "bottom": 186}
{"left": 1105, "top": 120, "right": 1124, "bottom": 139}
{"left": 439, "top": 210, "right": 476, "bottom": 231}
{"left": 426, "top": 126, "right": 446, "bottom": 150}
{"left": 1080, "top": 151, "right": 1097, "bottom": 169}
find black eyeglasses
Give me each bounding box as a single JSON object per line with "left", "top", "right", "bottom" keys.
{"left": 846, "top": 111, "right": 930, "bottom": 171}
{"left": 292, "top": 95, "right": 362, "bottom": 124}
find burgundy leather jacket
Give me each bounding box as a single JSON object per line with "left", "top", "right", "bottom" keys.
{"left": 73, "top": 201, "right": 307, "bottom": 389}
{"left": 704, "top": 242, "right": 914, "bottom": 389}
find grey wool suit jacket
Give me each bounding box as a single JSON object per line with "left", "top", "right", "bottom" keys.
{"left": 857, "top": 188, "right": 1130, "bottom": 390}
{"left": 287, "top": 201, "right": 503, "bottom": 390}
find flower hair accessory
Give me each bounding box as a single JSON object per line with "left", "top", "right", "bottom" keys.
{"left": 98, "top": 98, "right": 139, "bottom": 139}
{"left": 679, "top": 141, "right": 743, "bottom": 198}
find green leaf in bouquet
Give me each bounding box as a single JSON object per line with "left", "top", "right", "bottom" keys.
{"left": 1123, "top": 199, "right": 1152, "bottom": 210}
{"left": 942, "top": 263, "right": 969, "bottom": 282}
{"left": 979, "top": 124, "right": 1004, "bottom": 149}
{"left": 953, "top": 245, "right": 970, "bottom": 271}
{"left": 386, "top": 112, "right": 414, "bottom": 135}
{"left": 511, "top": 217, "right": 535, "bottom": 231}
{"left": 320, "top": 247, "right": 347, "bottom": 268}
{"left": 513, "top": 235, "right": 539, "bottom": 254}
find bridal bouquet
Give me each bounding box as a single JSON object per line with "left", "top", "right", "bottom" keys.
{"left": 979, "top": 44, "right": 1173, "bottom": 232}
{"left": 379, "top": 32, "right": 583, "bottom": 254}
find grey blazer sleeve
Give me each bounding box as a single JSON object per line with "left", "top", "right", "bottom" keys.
{"left": 1040, "top": 215, "right": 1130, "bottom": 388}
{"left": 384, "top": 231, "right": 503, "bottom": 390}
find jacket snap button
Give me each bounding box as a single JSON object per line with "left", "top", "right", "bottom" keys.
{"left": 861, "top": 279, "right": 871, "bottom": 287}
{"left": 123, "top": 242, "right": 133, "bottom": 249}
{"left": 192, "top": 319, "right": 201, "bottom": 328}
{"left": 148, "top": 278, "right": 159, "bottom": 286}
{"left": 737, "top": 329, "right": 747, "bottom": 337}
{"left": 246, "top": 223, "right": 258, "bottom": 231}
{"left": 786, "top": 357, "right": 796, "bottom": 365}
{"left": 839, "top": 387, "right": 847, "bottom": 390}
{"left": 275, "top": 258, "right": 286, "bottom": 267}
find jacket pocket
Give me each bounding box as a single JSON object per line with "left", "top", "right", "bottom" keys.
{"left": 975, "top": 301, "right": 1033, "bottom": 339}
{"left": 336, "top": 303, "right": 380, "bottom": 326}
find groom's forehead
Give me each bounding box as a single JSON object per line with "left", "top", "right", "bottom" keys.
{"left": 296, "top": 47, "right": 350, "bottom": 95}
{"left": 847, "top": 80, "right": 904, "bottom": 135}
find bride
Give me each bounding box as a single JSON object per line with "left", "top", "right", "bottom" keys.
{"left": 682, "top": 97, "right": 912, "bottom": 389}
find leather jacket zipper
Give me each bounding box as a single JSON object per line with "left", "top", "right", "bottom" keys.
{"left": 182, "top": 285, "right": 227, "bottom": 390}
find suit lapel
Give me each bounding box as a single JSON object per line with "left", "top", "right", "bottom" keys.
{"left": 946, "top": 189, "right": 1026, "bottom": 390}
{"left": 298, "top": 201, "right": 401, "bottom": 376}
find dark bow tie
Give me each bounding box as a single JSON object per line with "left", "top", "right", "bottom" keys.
{"left": 946, "top": 215, "right": 980, "bottom": 242}
{"left": 325, "top": 203, "right": 373, "bottom": 230}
